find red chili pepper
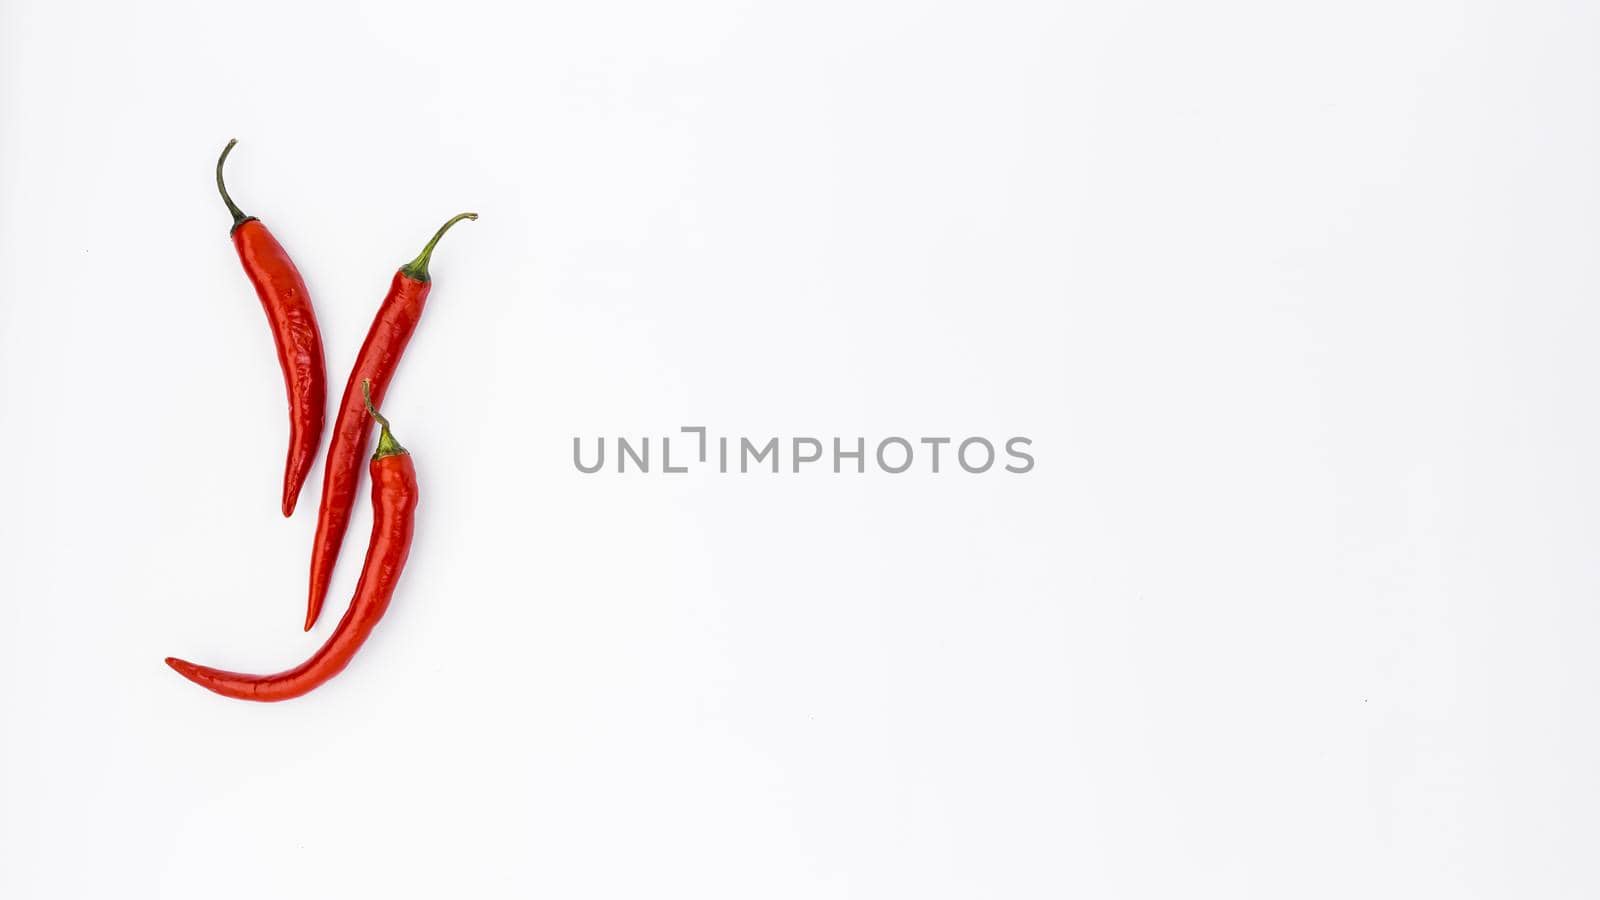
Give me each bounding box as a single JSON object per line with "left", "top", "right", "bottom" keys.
{"left": 302, "top": 212, "right": 475, "bottom": 630}
{"left": 216, "top": 139, "right": 328, "bottom": 517}
{"left": 166, "top": 381, "right": 417, "bottom": 702}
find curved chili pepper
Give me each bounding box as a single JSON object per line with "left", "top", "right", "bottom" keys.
{"left": 166, "top": 381, "right": 417, "bottom": 702}
{"left": 217, "top": 139, "right": 328, "bottom": 517}
{"left": 303, "top": 212, "right": 475, "bottom": 630}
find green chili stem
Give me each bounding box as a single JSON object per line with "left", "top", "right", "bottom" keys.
{"left": 362, "top": 379, "right": 408, "bottom": 459}
{"left": 215, "top": 139, "right": 252, "bottom": 229}
{"left": 399, "top": 212, "right": 478, "bottom": 282}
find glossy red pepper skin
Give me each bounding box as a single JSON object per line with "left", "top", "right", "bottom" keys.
{"left": 217, "top": 140, "right": 327, "bottom": 517}
{"left": 305, "top": 273, "right": 427, "bottom": 629}
{"left": 231, "top": 219, "right": 327, "bottom": 516}
{"left": 167, "top": 445, "right": 417, "bottom": 702}
{"left": 303, "top": 213, "right": 474, "bottom": 631}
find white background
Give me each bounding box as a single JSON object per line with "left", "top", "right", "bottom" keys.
{"left": 3, "top": 0, "right": 1599, "bottom": 897}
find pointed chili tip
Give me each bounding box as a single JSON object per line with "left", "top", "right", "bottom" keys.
{"left": 399, "top": 212, "right": 479, "bottom": 282}
{"left": 281, "top": 476, "right": 299, "bottom": 517}
{"left": 302, "top": 609, "right": 317, "bottom": 632}
{"left": 216, "top": 138, "right": 252, "bottom": 229}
